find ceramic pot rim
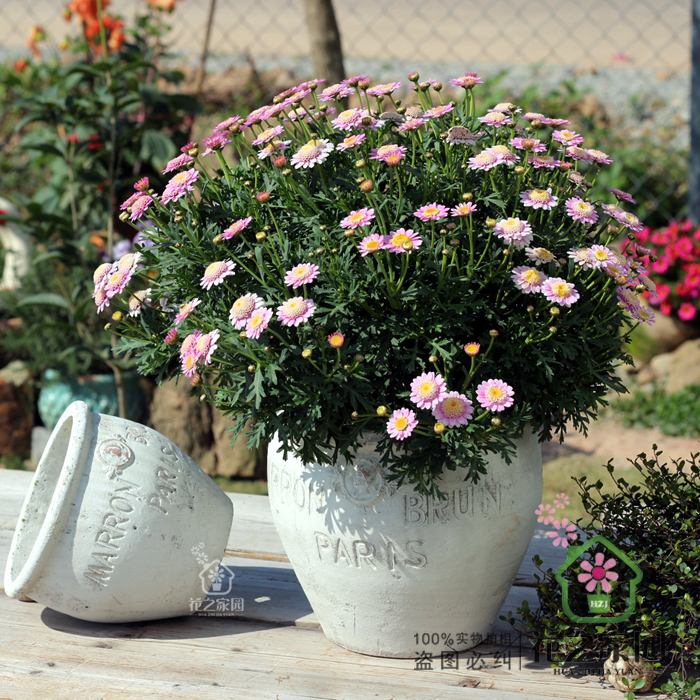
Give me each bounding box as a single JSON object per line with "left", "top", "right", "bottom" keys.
{"left": 4, "top": 401, "right": 91, "bottom": 597}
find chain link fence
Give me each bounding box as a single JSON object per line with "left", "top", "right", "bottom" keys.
{"left": 0, "top": 0, "right": 692, "bottom": 224}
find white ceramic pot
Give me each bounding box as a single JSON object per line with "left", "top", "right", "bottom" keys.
{"left": 4, "top": 401, "right": 233, "bottom": 623}
{"left": 268, "top": 430, "right": 542, "bottom": 658}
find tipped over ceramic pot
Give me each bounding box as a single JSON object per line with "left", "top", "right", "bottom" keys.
{"left": 4, "top": 401, "right": 233, "bottom": 623}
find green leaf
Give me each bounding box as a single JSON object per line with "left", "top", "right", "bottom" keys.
{"left": 16, "top": 293, "right": 71, "bottom": 311}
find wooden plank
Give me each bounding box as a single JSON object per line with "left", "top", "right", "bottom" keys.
{"left": 0, "top": 591, "right": 633, "bottom": 700}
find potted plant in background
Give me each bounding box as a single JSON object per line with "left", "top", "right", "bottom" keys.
{"left": 0, "top": 0, "right": 199, "bottom": 430}
{"left": 96, "top": 71, "right": 653, "bottom": 656}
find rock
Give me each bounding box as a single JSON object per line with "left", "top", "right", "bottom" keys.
{"left": 636, "top": 349, "right": 672, "bottom": 385}
{"left": 0, "top": 360, "right": 33, "bottom": 459}
{"left": 603, "top": 648, "right": 655, "bottom": 693}
{"left": 148, "top": 377, "right": 215, "bottom": 474}
{"left": 641, "top": 304, "right": 700, "bottom": 354}
{"left": 666, "top": 338, "right": 700, "bottom": 394}
{"left": 211, "top": 411, "right": 266, "bottom": 479}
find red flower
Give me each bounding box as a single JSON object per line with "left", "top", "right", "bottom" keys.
{"left": 86, "top": 134, "right": 103, "bottom": 150}
{"left": 679, "top": 302, "right": 697, "bottom": 322}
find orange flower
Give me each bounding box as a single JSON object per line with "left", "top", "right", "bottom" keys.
{"left": 26, "top": 25, "right": 45, "bottom": 59}
{"left": 144, "top": 0, "right": 181, "bottom": 10}
{"left": 13, "top": 59, "right": 28, "bottom": 73}
{"left": 66, "top": 0, "right": 110, "bottom": 23}
{"left": 84, "top": 14, "right": 125, "bottom": 54}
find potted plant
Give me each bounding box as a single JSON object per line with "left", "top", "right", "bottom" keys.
{"left": 96, "top": 71, "right": 653, "bottom": 656}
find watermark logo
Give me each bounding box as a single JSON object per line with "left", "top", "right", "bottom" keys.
{"left": 535, "top": 494, "right": 643, "bottom": 624}
{"left": 189, "top": 542, "right": 243, "bottom": 616}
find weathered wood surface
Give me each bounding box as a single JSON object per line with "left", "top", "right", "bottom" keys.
{"left": 0, "top": 468, "right": 633, "bottom": 700}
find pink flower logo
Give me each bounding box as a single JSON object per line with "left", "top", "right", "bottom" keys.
{"left": 547, "top": 519, "right": 578, "bottom": 548}
{"left": 553, "top": 493, "right": 569, "bottom": 509}
{"left": 577, "top": 552, "right": 619, "bottom": 593}
{"left": 535, "top": 503, "right": 555, "bottom": 524}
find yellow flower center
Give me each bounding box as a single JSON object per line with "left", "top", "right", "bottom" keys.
{"left": 487, "top": 386, "right": 505, "bottom": 401}
{"left": 551, "top": 281, "right": 571, "bottom": 298}
{"left": 442, "top": 397, "right": 464, "bottom": 418}
{"left": 394, "top": 416, "right": 409, "bottom": 430}
{"left": 523, "top": 270, "right": 543, "bottom": 284}
{"left": 391, "top": 233, "right": 410, "bottom": 247}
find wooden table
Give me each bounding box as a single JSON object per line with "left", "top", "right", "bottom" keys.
{"left": 0, "top": 469, "right": 643, "bottom": 699}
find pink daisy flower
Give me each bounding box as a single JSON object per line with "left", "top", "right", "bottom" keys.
{"left": 281, "top": 88, "right": 312, "bottom": 107}
{"left": 129, "top": 194, "right": 152, "bottom": 221}
{"left": 181, "top": 352, "right": 199, "bottom": 378}
{"left": 423, "top": 103, "right": 454, "bottom": 119}
{"left": 355, "top": 110, "right": 385, "bottom": 131}
{"left": 319, "top": 83, "right": 354, "bottom": 102}
{"left": 327, "top": 331, "right": 344, "bottom": 348}
{"left": 432, "top": 392, "right": 473, "bottom": 428}
{"left": 128, "top": 289, "right": 151, "bottom": 317}
{"left": 244, "top": 104, "right": 281, "bottom": 128}
{"left": 284, "top": 262, "right": 320, "bottom": 288}
{"left": 342, "top": 74, "right": 370, "bottom": 87}
{"left": 445, "top": 126, "right": 476, "bottom": 145}
{"left": 414, "top": 203, "right": 449, "bottom": 222}
{"left": 164, "top": 327, "right": 178, "bottom": 345}
{"left": 520, "top": 112, "right": 546, "bottom": 122}
{"left": 630, "top": 305, "right": 656, "bottom": 325}
{"left": 366, "top": 82, "right": 402, "bottom": 96}
{"left": 554, "top": 492, "right": 570, "bottom": 508}
{"left": 223, "top": 216, "right": 253, "bottom": 239}
{"left": 358, "top": 233, "right": 388, "bottom": 257}
{"left": 341, "top": 208, "right": 375, "bottom": 230}
{"left": 195, "top": 329, "right": 220, "bottom": 365}
{"left": 586, "top": 149, "right": 613, "bottom": 165}
{"left": 134, "top": 177, "right": 149, "bottom": 192}
{"left": 370, "top": 144, "right": 407, "bottom": 166}
{"left": 386, "top": 408, "right": 418, "bottom": 441}
{"left": 387, "top": 228, "right": 422, "bottom": 253}
{"left": 520, "top": 188, "right": 558, "bottom": 210}
{"left": 478, "top": 111, "right": 512, "bottom": 127}
{"left": 485, "top": 145, "right": 520, "bottom": 165}
{"left": 617, "top": 287, "right": 641, "bottom": 312}
{"left": 468, "top": 150, "right": 499, "bottom": 171}
{"left": 93, "top": 262, "right": 112, "bottom": 288}
{"left": 525, "top": 247, "right": 556, "bottom": 265}
{"left": 291, "top": 139, "right": 334, "bottom": 169}
{"left": 493, "top": 218, "right": 533, "bottom": 248}
{"left": 552, "top": 129, "right": 585, "bottom": 146}
{"left": 200, "top": 260, "right": 236, "bottom": 290}
{"left": 542, "top": 277, "right": 580, "bottom": 307}
{"left": 246, "top": 307, "right": 273, "bottom": 339}
{"left": 608, "top": 188, "right": 636, "bottom": 204}
{"left": 252, "top": 125, "right": 285, "bottom": 146}
{"left": 510, "top": 137, "right": 546, "bottom": 153}
{"left": 476, "top": 379, "right": 515, "bottom": 412}
{"left": 410, "top": 371, "right": 447, "bottom": 410}
{"left": 464, "top": 342, "right": 480, "bottom": 356}
{"left": 229, "top": 293, "right": 263, "bottom": 329}
{"left": 449, "top": 73, "right": 483, "bottom": 88}
{"left": 512, "top": 266, "right": 546, "bottom": 293}
{"left": 398, "top": 118, "right": 426, "bottom": 132}
{"left": 277, "top": 297, "right": 316, "bottom": 327}
{"left": 587, "top": 245, "right": 615, "bottom": 269}
{"left": 103, "top": 253, "right": 142, "bottom": 299}
{"left": 201, "top": 131, "right": 232, "bottom": 156}
{"left": 257, "top": 140, "right": 291, "bottom": 160}
{"left": 120, "top": 192, "right": 140, "bottom": 211}
{"left": 565, "top": 197, "right": 598, "bottom": 224}
{"left": 162, "top": 153, "right": 194, "bottom": 174}
{"left": 161, "top": 169, "right": 199, "bottom": 204}
{"left": 612, "top": 210, "right": 644, "bottom": 232}
{"left": 175, "top": 298, "right": 202, "bottom": 325}
{"left": 213, "top": 116, "right": 240, "bottom": 133}
{"left": 540, "top": 117, "right": 570, "bottom": 126}
{"left": 568, "top": 248, "right": 597, "bottom": 270}
{"left": 93, "top": 285, "right": 109, "bottom": 313}
{"left": 577, "top": 552, "right": 618, "bottom": 591}
{"left": 564, "top": 146, "right": 593, "bottom": 163}
{"left": 451, "top": 202, "right": 477, "bottom": 217}
{"left": 331, "top": 108, "right": 364, "bottom": 130}
{"left": 337, "top": 134, "right": 366, "bottom": 151}
{"left": 491, "top": 102, "right": 520, "bottom": 114}
{"left": 547, "top": 519, "right": 578, "bottom": 548}
{"left": 528, "top": 155, "right": 559, "bottom": 169}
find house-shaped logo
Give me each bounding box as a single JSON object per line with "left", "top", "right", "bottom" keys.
{"left": 555, "top": 535, "right": 643, "bottom": 624}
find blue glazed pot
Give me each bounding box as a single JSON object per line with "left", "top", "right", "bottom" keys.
{"left": 38, "top": 370, "right": 146, "bottom": 430}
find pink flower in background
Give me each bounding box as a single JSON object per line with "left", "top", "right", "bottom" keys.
{"left": 175, "top": 298, "right": 201, "bottom": 325}
{"left": 337, "top": 134, "right": 366, "bottom": 151}
{"left": 520, "top": 188, "right": 558, "bottom": 210}
{"left": 161, "top": 169, "right": 199, "bottom": 204}
{"left": 366, "top": 81, "right": 402, "bottom": 96}
{"left": 565, "top": 197, "right": 598, "bottom": 224}
{"left": 512, "top": 266, "right": 546, "bottom": 293}
{"left": 291, "top": 139, "right": 334, "bottom": 169}
{"left": 476, "top": 379, "right": 515, "bottom": 412}
{"left": 542, "top": 277, "right": 580, "bottom": 307}
{"left": 387, "top": 228, "right": 422, "bottom": 253}
{"left": 134, "top": 177, "right": 149, "bottom": 192}
{"left": 554, "top": 493, "right": 570, "bottom": 509}
{"left": 423, "top": 103, "right": 454, "bottom": 119}
{"left": 449, "top": 73, "right": 483, "bottom": 88}
{"left": 398, "top": 118, "right": 426, "bottom": 132}
{"left": 552, "top": 129, "right": 585, "bottom": 146}
{"left": 535, "top": 503, "right": 556, "bottom": 524}
{"left": 587, "top": 149, "right": 613, "bottom": 165}
{"left": 277, "top": 297, "right": 316, "bottom": 327}
{"left": 386, "top": 408, "right": 418, "bottom": 441}
{"left": 410, "top": 371, "right": 447, "bottom": 409}
{"left": 547, "top": 519, "right": 578, "bottom": 548}
{"left": 578, "top": 552, "right": 618, "bottom": 591}
{"left": 195, "top": 329, "right": 220, "bottom": 365}
{"left": 164, "top": 327, "right": 178, "bottom": 345}
{"left": 246, "top": 307, "right": 273, "bottom": 339}
{"left": 341, "top": 208, "right": 375, "bottom": 230}
{"left": 608, "top": 188, "right": 636, "bottom": 204}
{"left": 213, "top": 117, "right": 240, "bottom": 133}
{"left": 200, "top": 260, "right": 236, "bottom": 290}
{"left": 432, "top": 392, "right": 473, "bottom": 428}
{"left": 414, "top": 203, "right": 449, "bottom": 222}
{"left": 678, "top": 302, "right": 697, "bottom": 321}
{"left": 120, "top": 192, "right": 140, "bottom": 211}
{"left": 358, "top": 233, "right": 388, "bottom": 256}
{"left": 162, "top": 153, "right": 194, "bottom": 174}
{"left": 493, "top": 218, "right": 533, "bottom": 248}
{"left": 284, "top": 263, "right": 320, "bottom": 289}
{"left": 252, "top": 125, "right": 285, "bottom": 145}
{"left": 478, "top": 111, "right": 512, "bottom": 127}
{"left": 452, "top": 202, "right": 477, "bottom": 217}
{"left": 201, "top": 130, "right": 231, "bottom": 155}
{"left": 223, "top": 217, "right": 253, "bottom": 239}
{"left": 129, "top": 195, "right": 152, "bottom": 221}
{"left": 229, "top": 293, "right": 263, "bottom": 329}
{"left": 319, "top": 83, "right": 354, "bottom": 101}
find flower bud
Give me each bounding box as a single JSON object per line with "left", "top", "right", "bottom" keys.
{"left": 355, "top": 176, "right": 365, "bottom": 184}
{"left": 248, "top": 364, "right": 256, "bottom": 372}
{"left": 256, "top": 231, "right": 267, "bottom": 241}
{"left": 272, "top": 155, "right": 287, "bottom": 168}
{"left": 302, "top": 349, "right": 313, "bottom": 359}
{"left": 403, "top": 240, "right": 414, "bottom": 251}
{"left": 558, "top": 162, "right": 572, "bottom": 172}
{"left": 442, "top": 248, "right": 450, "bottom": 255}
{"left": 343, "top": 231, "right": 355, "bottom": 238}
{"left": 361, "top": 116, "right": 373, "bottom": 126}
{"left": 104, "top": 323, "right": 111, "bottom": 330}
{"left": 213, "top": 234, "right": 224, "bottom": 245}
{"left": 439, "top": 228, "right": 448, "bottom": 235}
{"left": 173, "top": 214, "right": 184, "bottom": 223}
{"left": 434, "top": 422, "right": 446, "bottom": 434}
{"left": 343, "top": 364, "right": 351, "bottom": 371}
{"left": 331, "top": 247, "right": 339, "bottom": 253}
{"left": 491, "top": 417, "right": 502, "bottom": 427}
{"left": 264, "top": 346, "right": 271, "bottom": 352}
{"left": 429, "top": 355, "right": 438, "bottom": 363}
{"left": 199, "top": 393, "right": 206, "bottom": 402}
{"left": 433, "top": 82, "right": 443, "bottom": 92}
{"left": 489, "top": 329, "right": 499, "bottom": 337}
{"left": 118, "top": 211, "right": 129, "bottom": 222}
{"left": 282, "top": 168, "right": 292, "bottom": 177}
{"left": 531, "top": 119, "right": 542, "bottom": 128}
{"left": 376, "top": 405, "right": 388, "bottom": 416}
{"left": 239, "top": 331, "right": 248, "bottom": 338}
{"left": 407, "top": 71, "right": 420, "bottom": 82}
{"left": 316, "top": 247, "right": 325, "bottom": 255}
{"left": 485, "top": 218, "right": 497, "bottom": 229}
{"left": 550, "top": 307, "right": 560, "bottom": 316}
{"left": 256, "top": 191, "right": 270, "bottom": 203}
{"left": 351, "top": 411, "right": 360, "bottom": 420}
{"left": 319, "top": 225, "right": 327, "bottom": 231}
{"left": 247, "top": 252, "right": 255, "bottom": 259}
{"left": 190, "top": 374, "right": 201, "bottom": 386}
{"left": 397, "top": 106, "right": 407, "bottom": 114}
{"left": 514, "top": 166, "right": 525, "bottom": 175}
{"left": 526, "top": 305, "right": 534, "bottom": 313}
{"left": 111, "top": 311, "right": 123, "bottom": 322}
{"left": 360, "top": 179, "right": 374, "bottom": 192}
{"left": 549, "top": 326, "right": 558, "bottom": 334}
{"left": 354, "top": 353, "right": 365, "bottom": 363}
{"left": 355, "top": 159, "right": 366, "bottom": 168}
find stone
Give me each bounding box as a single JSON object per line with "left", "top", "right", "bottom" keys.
{"left": 665, "top": 338, "right": 700, "bottom": 394}
{"left": 0, "top": 360, "right": 33, "bottom": 459}
{"left": 211, "top": 412, "right": 266, "bottom": 479}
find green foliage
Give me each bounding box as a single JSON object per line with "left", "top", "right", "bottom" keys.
{"left": 506, "top": 449, "right": 700, "bottom": 692}
{"left": 105, "top": 73, "right": 649, "bottom": 494}
{"left": 611, "top": 384, "right": 700, "bottom": 437}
